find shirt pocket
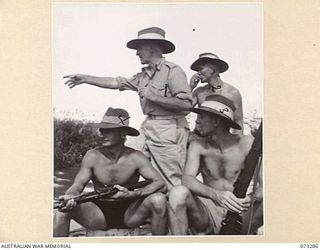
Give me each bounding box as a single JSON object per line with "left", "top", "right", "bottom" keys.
{"left": 151, "top": 83, "right": 172, "bottom": 97}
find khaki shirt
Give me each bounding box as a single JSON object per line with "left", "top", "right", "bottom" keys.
{"left": 116, "top": 58, "right": 192, "bottom": 116}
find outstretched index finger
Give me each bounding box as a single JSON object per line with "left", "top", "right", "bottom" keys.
{"left": 63, "top": 74, "right": 75, "bottom": 79}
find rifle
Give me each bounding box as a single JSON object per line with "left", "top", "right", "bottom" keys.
{"left": 54, "top": 180, "right": 152, "bottom": 209}
{"left": 219, "top": 121, "right": 262, "bottom": 235}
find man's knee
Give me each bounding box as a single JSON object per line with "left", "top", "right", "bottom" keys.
{"left": 54, "top": 210, "right": 73, "bottom": 225}
{"left": 169, "top": 185, "right": 191, "bottom": 209}
{"left": 147, "top": 193, "right": 167, "bottom": 214}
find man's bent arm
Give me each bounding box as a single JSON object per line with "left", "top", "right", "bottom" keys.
{"left": 149, "top": 66, "right": 192, "bottom": 111}
{"left": 182, "top": 141, "right": 217, "bottom": 200}
{"left": 151, "top": 95, "right": 192, "bottom": 111}
{"left": 131, "top": 151, "right": 167, "bottom": 197}
{"left": 183, "top": 141, "right": 249, "bottom": 213}
{"left": 64, "top": 151, "right": 94, "bottom": 196}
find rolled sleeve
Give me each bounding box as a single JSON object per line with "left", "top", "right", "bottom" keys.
{"left": 116, "top": 74, "right": 140, "bottom": 92}
{"left": 168, "top": 67, "right": 193, "bottom": 103}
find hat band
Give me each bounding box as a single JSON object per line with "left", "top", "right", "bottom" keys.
{"left": 138, "top": 32, "right": 165, "bottom": 40}
{"left": 101, "top": 115, "right": 129, "bottom": 126}
{"left": 199, "top": 54, "right": 219, "bottom": 60}
{"left": 201, "top": 100, "right": 234, "bottom": 120}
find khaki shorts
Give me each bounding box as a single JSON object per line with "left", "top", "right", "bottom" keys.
{"left": 191, "top": 197, "right": 227, "bottom": 235}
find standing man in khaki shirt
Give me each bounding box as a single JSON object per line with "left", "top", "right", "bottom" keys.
{"left": 64, "top": 27, "right": 193, "bottom": 189}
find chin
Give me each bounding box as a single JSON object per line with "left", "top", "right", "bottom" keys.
{"left": 200, "top": 79, "right": 206, "bottom": 83}
{"left": 101, "top": 142, "right": 112, "bottom": 146}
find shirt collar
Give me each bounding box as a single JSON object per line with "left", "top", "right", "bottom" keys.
{"left": 155, "top": 57, "right": 165, "bottom": 71}
{"left": 142, "top": 57, "right": 166, "bottom": 77}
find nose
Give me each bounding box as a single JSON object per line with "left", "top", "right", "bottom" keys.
{"left": 136, "top": 50, "right": 140, "bottom": 56}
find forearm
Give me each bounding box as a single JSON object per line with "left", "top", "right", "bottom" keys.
{"left": 64, "top": 183, "right": 85, "bottom": 196}
{"left": 182, "top": 175, "right": 217, "bottom": 200}
{"left": 151, "top": 96, "right": 192, "bottom": 111}
{"left": 84, "top": 75, "right": 119, "bottom": 89}
{"left": 131, "top": 179, "right": 167, "bottom": 198}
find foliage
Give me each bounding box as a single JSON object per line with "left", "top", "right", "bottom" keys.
{"left": 54, "top": 118, "right": 102, "bottom": 170}
{"left": 54, "top": 113, "right": 263, "bottom": 170}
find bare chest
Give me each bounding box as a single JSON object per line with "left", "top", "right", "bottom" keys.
{"left": 198, "top": 87, "right": 234, "bottom": 105}
{"left": 201, "top": 146, "right": 246, "bottom": 181}
{"left": 92, "top": 157, "right": 139, "bottom": 187}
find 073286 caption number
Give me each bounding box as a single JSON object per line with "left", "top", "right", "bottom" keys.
{"left": 300, "top": 244, "right": 319, "bottom": 248}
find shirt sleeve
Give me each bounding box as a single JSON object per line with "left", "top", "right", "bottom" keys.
{"left": 116, "top": 73, "right": 141, "bottom": 92}
{"left": 168, "top": 66, "right": 193, "bottom": 103}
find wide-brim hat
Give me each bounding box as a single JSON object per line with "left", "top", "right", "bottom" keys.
{"left": 87, "top": 107, "right": 140, "bottom": 136}
{"left": 127, "top": 27, "right": 175, "bottom": 54}
{"left": 191, "top": 52, "right": 229, "bottom": 73}
{"left": 191, "top": 95, "right": 241, "bottom": 130}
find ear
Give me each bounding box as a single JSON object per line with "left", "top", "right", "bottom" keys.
{"left": 120, "top": 129, "right": 128, "bottom": 138}
{"left": 210, "top": 64, "right": 220, "bottom": 75}
{"left": 211, "top": 115, "right": 220, "bottom": 127}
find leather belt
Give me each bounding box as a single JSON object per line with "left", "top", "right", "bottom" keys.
{"left": 147, "top": 114, "right": 184, "bottom": 120}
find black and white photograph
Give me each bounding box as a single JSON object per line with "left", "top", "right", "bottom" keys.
{"left": 53, "top": 3, "right": 263, "bottom": 237}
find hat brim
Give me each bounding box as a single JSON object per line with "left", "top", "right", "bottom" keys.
{"left": 86, "top": 122, "right": 140, "bottom": 136}
{"left": 127, "top": 39, "right": 175, "bottom": 54}
{"left": 190, "top": 58, "right": 229, "bottom": 73}
{"left": 190, "top": 107, "right": 242, "bottom": 130}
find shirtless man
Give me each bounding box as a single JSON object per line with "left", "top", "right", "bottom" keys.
{"left": 168, "top": 95, "right": 252, "bottom": 235}
{"left": 53, "top": 108, "right": 167, "bottom": 237}
{"left": 189, "top": 53, "right": 243, "bottom": 135}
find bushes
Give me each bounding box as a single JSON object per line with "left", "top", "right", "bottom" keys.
{"left": 54, "top": 118, "right": 102, "bottom": 170}
{"left": 54, "top": 115, "right": 262, "bottom": 170}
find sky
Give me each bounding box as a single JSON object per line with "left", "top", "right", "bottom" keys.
{"left": 53, "top": 3, "right": 263, "bottom": 130}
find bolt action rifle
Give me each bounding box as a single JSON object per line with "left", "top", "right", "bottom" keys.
{"left": 219, "top": 121, "right": 262, "bottom": 235}
{"left": 54, "top": 180, "right": 152, "bottom": 209}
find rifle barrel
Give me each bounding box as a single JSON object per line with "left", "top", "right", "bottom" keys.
{"left": 54, "top": 180, "right": 152, "bottom": 209}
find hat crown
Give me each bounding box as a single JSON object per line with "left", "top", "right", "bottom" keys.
{"left": 200, "top": 95, "right": 236, "bottom": 121}
{"left": 198, "top": 52, "right": 220, "bottom": 60}
{"left": 102, "top": 107, "right": 130, "bottom": 126}
{"left": 190, "top": 52, "right": 229, "bottom": 73}
{"left": 204, "top": 95, "right": 236, "bottom": 111}
{"left": 191, "top": 95, "right": 241, "bottom": 130}
{"left": 138, "top": 27, "right": 166, "bottom": 38}
{"left": 127, "top": 27, "right": 175, "bottom": 54}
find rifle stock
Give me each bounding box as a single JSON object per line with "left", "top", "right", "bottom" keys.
{"left": 219, "top": 121, "right": 262, "bottom": 235}
{"left": 54, "top": 180, "right": 152, "bottom": 209}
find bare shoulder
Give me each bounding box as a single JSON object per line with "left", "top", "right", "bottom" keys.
{"left": 123, "top": 146, "right": 150, "bottom": 164}
{"left": 239, "top": 134, "right": 254, "bottom": 153}
{"left": 82, "top": 148, "right": 100, "bottom": 161}
{"left": 189, "top": 139, "right": 207, "bottom": 153}
{"left": 224, "top": 83, "right": 241, "bottom": 95}
{"left": 193, "top": 85, "right": 207, "bottom": 96}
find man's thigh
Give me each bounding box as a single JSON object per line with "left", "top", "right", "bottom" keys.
{"left": 185, "top": 194, "right": 212, "bottom": 232}
{"left": 123, "top": 197, "right": 150, "bottom": 228}
{"left": 70, "top": 202, "right": 107, "bottom": 230}
{"left": 123, "top": 192, "right": 167, "bottom": 228}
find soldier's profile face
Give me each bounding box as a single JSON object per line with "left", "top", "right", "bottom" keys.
{"left": 195, "top": 112, "right": 216, "bottom": 136}
{"left": 198, "top": 64, "right": 214, "bottom": 82}
{"left": 98, "top": 128, "right": 123, "bottom": 146}
{"left": 136, "top": 45, "right": 153, "bottom": 64}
